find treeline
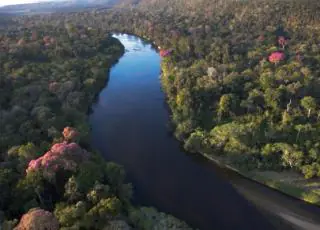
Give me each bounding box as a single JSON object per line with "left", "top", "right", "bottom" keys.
{"left": 0, "top": 12, "right": 191, "bottom": 229}
{"left": 98, "top": 0, "right": 320, "bottom": 177}
{"left": 1, "top": 0, "right": 320, "bottom": 227}
{"left": 0, "top": 27, "right": 123, "bottom": 152}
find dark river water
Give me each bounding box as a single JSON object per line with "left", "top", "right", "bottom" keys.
{"left": 88, "top": 34, "right": 313, "bottom": 230}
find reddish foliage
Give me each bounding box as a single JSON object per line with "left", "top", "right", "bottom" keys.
{"left": 43, "top": 36, "right": 52, "bottom": 46}
{"left": 257, "top": 35, "right": 265, "bottom": 42}
{"left": 43, "top": 36, "right": 50, "bottom": 43}
{"left": 278, "top": 36, "right": 288, "bottom": 48}
{"left": 31, "top": 31, "right": 38, "bottom": 41}
{"left": 26, "top": 142, "right": 88, "bottom": 178}
{"left": 17, "top": 38, "right": 26, "bottom": 46}
{"left": 160, "top": 49, "right": 172, "bottom": 57}
{"left": 48, "top": 82, "right": 59, "bottom": 93}
{"left": 268, "top": 51, "right": 285, "bottom": 64}
{"left": 14, "top": 208, "right": 59, "bottom": 230}
{"left": 62, "top": 127, "right": 79, "bottom": 142}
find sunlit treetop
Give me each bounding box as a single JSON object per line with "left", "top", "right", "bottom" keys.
{"left": 14, "top": 208, "right": 59, "bottom": 230}
{"left": 268, "top": 51, "right": 285, "bottom": 64}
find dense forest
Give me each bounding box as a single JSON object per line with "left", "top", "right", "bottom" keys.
{"left": 1, "top": 0, "right": 320, "bottom": 228}
{"left": 108, "top": 0, "right": 320, "bottom": 178}
{"left": 0, "top": 10, "right": 191, "bottom": 229}
{"left": 84, "top": 0, "right": 320, "bottom": 199}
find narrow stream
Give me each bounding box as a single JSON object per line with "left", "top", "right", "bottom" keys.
{"left": 89, "top": 34, "right": 320, "bottom": 230}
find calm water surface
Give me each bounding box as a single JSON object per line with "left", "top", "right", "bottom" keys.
{"left": 89, "top": 34, "right": 275, "bottom": 230}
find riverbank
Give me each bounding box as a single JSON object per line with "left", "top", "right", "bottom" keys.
{"left": 158, "top": 48, "right": 320, "bottom": 206}
{"left": 90, "top": 33, "right": 276, "bottom": 230}
{"left": 201, "top": 152, "right": 320, "bottom": 206}
{"left": 160, "top": 61, "right": 320, "bottom": 208}
{"left": 199, "top": 153, "right": 320, "bottom": 229}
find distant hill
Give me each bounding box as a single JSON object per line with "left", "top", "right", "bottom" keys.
{"left": 0, "top": 0, "right": 140, "bottom": 14}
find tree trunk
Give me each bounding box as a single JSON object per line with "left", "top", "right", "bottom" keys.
{"left": 286, "top": 99, "right": 292, "bottom": 112}
{"left": 296, "top": 129, "right": 301, "bottom": 142}
{"left": 35, "top": 188, "right": 44, "bottom": 206}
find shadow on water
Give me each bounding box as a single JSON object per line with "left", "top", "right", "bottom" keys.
{"left": 89, "top": 34, "right": 320, "bottom": 230}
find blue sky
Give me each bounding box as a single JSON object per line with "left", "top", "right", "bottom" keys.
{"left": 0, "top": 0, "right": 53, "bottom": 7}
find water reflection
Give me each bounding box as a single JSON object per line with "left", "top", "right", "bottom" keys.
{"left": 90, "top": 34, "right": 275, "bottom": 230}
{"left": 113, "top": 34, "right": 151, "bottom": 52}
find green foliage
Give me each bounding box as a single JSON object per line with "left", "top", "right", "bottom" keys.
{"left": 0, "top": 168, "right": 19, "bottom": 211}
{"left": 10, "top": 171, "right": 46, "bottom": 214}
{"left": 115, "top": 0, "right": 320, "bottom": 176}
{"left": 75, "top": 161, "right": 104, "bottom": 193}
{"left": 1, "top": 219, "right": 18, "bottom": 230}
{"left": 8, "top": 143, "right": 40, "bottom": 160}
{"left": 54, "top": 201, "right": 86, "bottom": 228}
{"left": 1, "top": 0, "right": 320, "bottom": 227}
{"left": 64, "top": 176, "right": 83, "bottom": 202}
{"left": 184, "top": 130, "right": 208, "bottom": 153}
{"left": 89, "top": 197, "right": 121, "bottom": 217}
{"left": 0, "top": 18, "right": 130, "bottom": 228}
{"left": 84, "top": 197, "right": 122, "bottom": 229}
{"left": 104, "top": 162, "right": 126, "bottom": 189}
{"left": 86, "top": 183, "right": 111, "bottom": 205}
{"left": 129, "top": 207, "right": 192, "bottom": 230}
{"left": 217, "top": 94, "right": 237, "bottom": 121}
{"left": 246, "top": 172, "right": 320, "bottom": 206}
{"left": 301, "top": 163, "right": 320, "bottom": 179}
{"left": 301, "top": 96, "right": 317, "bottom": 117}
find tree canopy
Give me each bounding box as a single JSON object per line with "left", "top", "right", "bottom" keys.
{"left": 1, "top": 0, "right": 320, "bottom": 228}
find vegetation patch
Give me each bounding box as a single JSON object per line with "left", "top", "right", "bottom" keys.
{"left": 1, "top": 0, "right": 320, "bottom": 228}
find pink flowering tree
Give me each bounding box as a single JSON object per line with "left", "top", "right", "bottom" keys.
{"left": 62, "top": 127, "right": 79, "bottom": 142}
{"left": 14, "top": 208, "right": 59, "bottom": 230}
{"left": 278, "top": 36, "right": 288, "bottom": 49}
{"left": 160, "top": 49, "right": 172, "bottom": 57}
{"left": 268, "top": 51, "right": 285, "bottom": 65}
{"left": 48, "top": 82, "right": 59, "bottom": 93}
{"left": 43, "top": 36, "right": 51, "bottom": 46}
{"left": 26, "top": 142, "right": 89, "bottom": 179}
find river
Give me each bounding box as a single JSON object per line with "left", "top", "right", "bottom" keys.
{"left": 89, "top": 34, "right": 320, "bottom": 230}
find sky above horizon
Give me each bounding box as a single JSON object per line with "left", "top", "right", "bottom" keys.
{"left": 0, "top": 0, "right": 54, "bottom": 7}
